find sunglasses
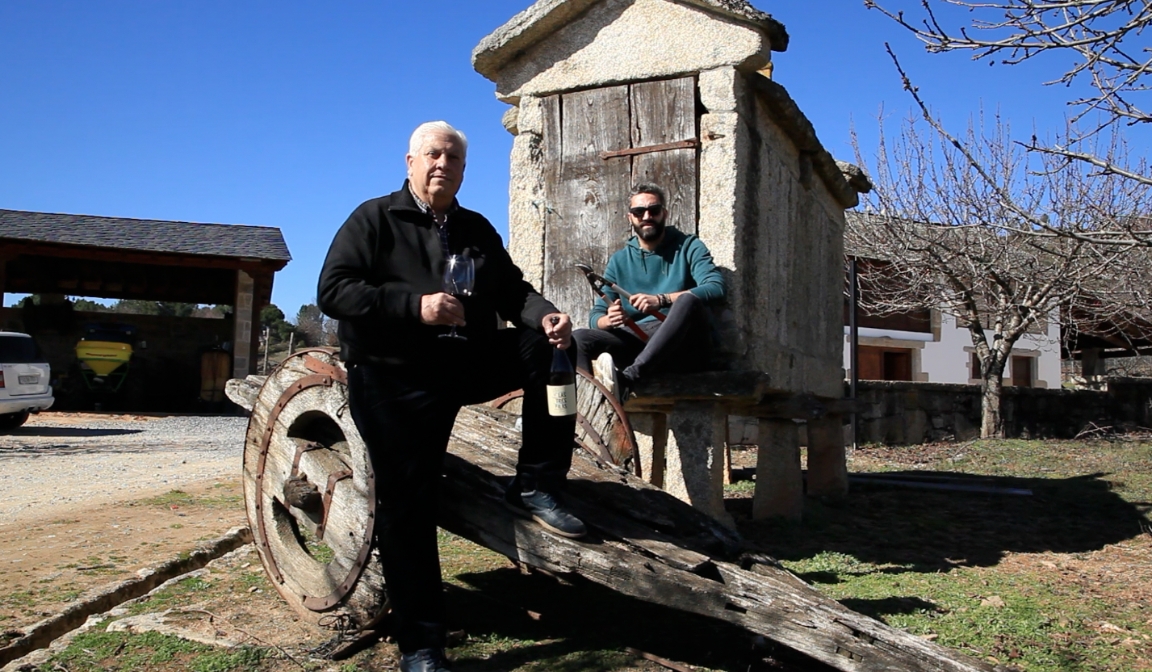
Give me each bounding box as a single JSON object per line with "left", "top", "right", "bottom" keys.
{"left": 628, "top": 204, "right": 664, "bottom": 218}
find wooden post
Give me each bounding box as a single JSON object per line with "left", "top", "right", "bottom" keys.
{"left": 648, "top": 413, "right": 668, "bottom": 489}
{"left": 663, "top": 401, "right": 733, "bottom": 527}
{"left": 805, "top": 415, "right": 848, "bottom": 499}
{"left": 753, "top": 418, "right": 802, "bottom": 521}
{"left": 262, "top": 326, "right": 270, "bottom": 375}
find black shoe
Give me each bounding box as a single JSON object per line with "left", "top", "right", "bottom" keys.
{"left": 400, "top": 648, "right": 452, "bottom": 672}
{"left": 505, "top": 488, "right": 587, "bottom": 539}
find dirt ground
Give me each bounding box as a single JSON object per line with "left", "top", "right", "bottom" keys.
{"left": 4, "top": 416, "right": 1152, "bottom": 671}
{"left": 0, "top": 479, "right": 764, "bottom": 672}
{"left": 0, "top": 477, "right": 247, "bottom": 632}
{"left": 1, "top": 413, "right": 765, "bottom": 672}
{"left": 0, "top": 410, "right": 354, "bottom": 670}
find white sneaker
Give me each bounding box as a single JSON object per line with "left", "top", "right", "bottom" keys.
{"left": 592, "top": 352, "right": 621, "bottom": 398}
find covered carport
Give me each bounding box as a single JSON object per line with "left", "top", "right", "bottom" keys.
{"left": 1063, "top": 305, "right": 1152, "bottom": 382}
{"left": 0, "top": 209, "right": 290, "bottom": 411}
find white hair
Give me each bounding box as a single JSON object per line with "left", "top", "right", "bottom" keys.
{"left": 408, "top": 121, "right": 468, "bottom": 158}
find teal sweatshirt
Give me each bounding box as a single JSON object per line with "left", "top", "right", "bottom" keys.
{"left": 588, "top": 226, "right": 726, "bottom": 328}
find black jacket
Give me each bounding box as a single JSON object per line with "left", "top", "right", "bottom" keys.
{"left": 317, "top": 182, "right": 557, "bottom": 370}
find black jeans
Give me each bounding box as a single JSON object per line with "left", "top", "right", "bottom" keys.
{"left": 346, "top": 328, "right": 578, "bottom": 654}
{"left": 573, "top": 292, "right": 711, "bottom": 381}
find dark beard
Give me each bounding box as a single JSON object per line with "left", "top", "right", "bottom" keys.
{"left": 633, "top": 219, "right": 665, "bottom": 242}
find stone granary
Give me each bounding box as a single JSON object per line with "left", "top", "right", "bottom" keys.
{"left": 473, "top": 0, "right": 871, "bottom": 522}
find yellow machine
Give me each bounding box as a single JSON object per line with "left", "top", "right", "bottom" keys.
{"left": 76, "top": 323, "right": 137, "bottom": 391}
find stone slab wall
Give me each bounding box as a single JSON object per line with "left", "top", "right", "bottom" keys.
{"left": 854, "top": 379, "right": 1152, "bottom": 445}
{"left": 722, "top": 77, "right": 845, "bottom": 398}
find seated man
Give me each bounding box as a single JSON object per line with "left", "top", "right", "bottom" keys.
{"left": 573, "top": 183, "right": 727, "bottom": 396}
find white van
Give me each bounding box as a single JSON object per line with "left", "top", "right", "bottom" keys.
{"left": 0, "top": 331, "right": 54, "bottom": 430}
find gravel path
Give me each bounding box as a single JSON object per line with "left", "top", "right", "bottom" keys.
{"left": 0, "top": 413, "right": 248, "bottom": 525}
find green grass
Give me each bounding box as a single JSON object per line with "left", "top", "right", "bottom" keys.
{"left": 723, "top": 479, "right": 756, "bottom": 494}
{"left": 0, "top": 590, "right": 36, "bottom": 609}
{"left": 123, "top": 576, "right": 214, "bottom": 616}
{"left": 236, "top": 570, "right": 267, "bottom": 591}
{"left": 39, "top": 630, "right": 268, "bottom": 672}
{"left": 0, "top": 584, "right": 83, "bottom": 609}
{"left": 782, "top": 552, "right": 1091, "bottom": 669}
{"left": 136, "top": 489, "right": 242, "bottom": 509}
{"left": 138, "top": 490, "right": 197, "bottom": 507}
{"left": 745, "top": 437, "right": 1152, "bottom": 671}
{"left": 294, "top": 523, "right": 336, "bottom": 564}
{"left": 438, "top": 529, "right": 512, "bottom": 580}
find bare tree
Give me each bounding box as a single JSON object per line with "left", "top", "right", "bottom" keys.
{"left": 851, "top": 113, "right": 1150, "bottom": 437}
{"left": 865, "top": 0, "right": 1152, "bottom": 245}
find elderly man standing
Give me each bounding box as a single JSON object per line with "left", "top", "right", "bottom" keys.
{"left": 573, "top": 183, "right": 726, "bottom": 395}
{"left": 318, "top": 121, "right": 585, "bottom": 672}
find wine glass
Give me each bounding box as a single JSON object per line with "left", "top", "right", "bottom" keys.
{"left": 440, "top": 254, "right": 474, "bottom": 340}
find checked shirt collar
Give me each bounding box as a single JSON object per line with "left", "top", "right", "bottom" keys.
{"left": 408, "top": 183, "right": 458, "bottom": 259}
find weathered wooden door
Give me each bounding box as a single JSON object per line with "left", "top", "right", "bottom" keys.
{"left": 541, "top": 76, "right": 698, "bottom": 329}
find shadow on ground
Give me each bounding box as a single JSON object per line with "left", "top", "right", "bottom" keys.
{"left": 443, "top": 568, "right": 837, "bottom": 672}
{"left": 731, "top": 470, "right": 1147, "bottom": 573}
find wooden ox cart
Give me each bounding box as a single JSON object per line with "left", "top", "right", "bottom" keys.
{"left": 228, "top": 349, "right": 1009, "bottom": 672}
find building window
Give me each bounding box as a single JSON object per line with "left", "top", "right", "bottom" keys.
{"left": 1011, "top": 356, "right": 1034, "bottom": 387}
{"left": 859, "top": 346, "right": 913, "bottom": 381}
{"left": 970, "top": 353, "right": 982, "bottom": 380}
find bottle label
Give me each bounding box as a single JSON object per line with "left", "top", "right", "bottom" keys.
{"left": 546, "top": 383, "right": 577, "bottom": 417}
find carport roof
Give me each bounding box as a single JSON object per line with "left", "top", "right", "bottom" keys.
{"left": 0, "top": 209, "right": 291, "bottom": 263}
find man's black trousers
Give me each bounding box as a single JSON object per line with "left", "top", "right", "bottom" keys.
{"left": 346, "top": 327, "right": 577, "bottom": 654}
{"left": 574, "top": 292, "right": 711, "bottom": 379}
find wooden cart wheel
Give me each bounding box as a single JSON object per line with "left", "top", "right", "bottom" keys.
{"left": 489, "top": 368, "right": 640, "bottom": 477}
{"left": 242, "top": 349, "right": 387, "bottom": 629}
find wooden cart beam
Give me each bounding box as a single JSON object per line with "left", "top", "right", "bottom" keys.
{"left": 228, "top": 365, "right": 1010, "bottom": 672}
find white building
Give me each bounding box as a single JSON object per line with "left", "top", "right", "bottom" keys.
{"left": 844, "top": 307, "right": 1062, "bottom": 388}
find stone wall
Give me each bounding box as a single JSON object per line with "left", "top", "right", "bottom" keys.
{"left": 853, "top": 379, "right": 1152, "bottom": 445}
{"left": 723, "top": 79, "right": 845, "bottom": 398}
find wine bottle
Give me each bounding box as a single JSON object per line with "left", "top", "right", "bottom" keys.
{"left": 546, "top": 319, "right": 576, "bottom": 417}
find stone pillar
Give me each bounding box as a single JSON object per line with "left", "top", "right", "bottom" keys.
{"left": 752, "top": 418, "right": 802, "bottom": 521}
{"left": 630, "top": 412, "right": 668, "bottom": 488}
{"left": 698, "top": 66, "right": 750, "bottom": 360}
{"left": 663, "top": 401, "right": 733, "bottom": 527}
{"left": 806, "top": 415, "right": 848, "bottom": 500}
{"left": 233, "top": 270, "right": 255, "bottom": 379}
{"left": 505, "top": 95, "right": 548, "bottom": 288}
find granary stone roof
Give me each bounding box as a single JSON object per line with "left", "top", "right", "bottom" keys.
{"left": 473, "top": 0, "right": 789, "bottom": 80}
{"left": 0, "top": 209, "right": 291, "bottom": 264}
{"left": 692, "top": 0, "right": 787, "bottom": 39}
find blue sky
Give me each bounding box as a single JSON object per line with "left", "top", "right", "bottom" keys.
{"left": 0, "top": 1, "right": 1102, "bottom": 317}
